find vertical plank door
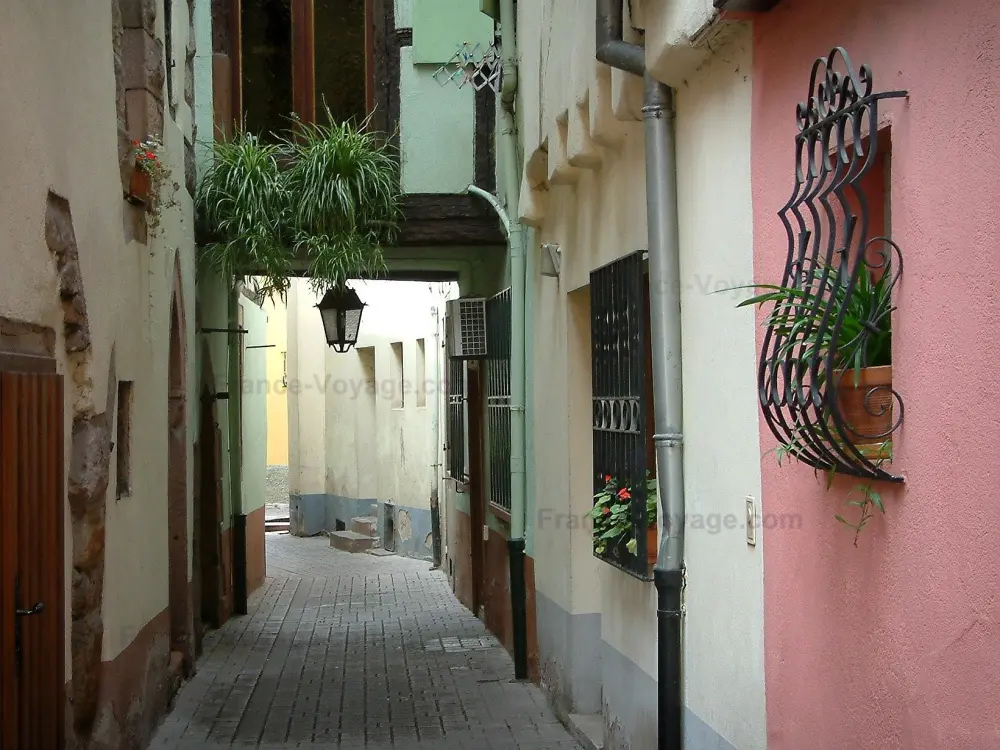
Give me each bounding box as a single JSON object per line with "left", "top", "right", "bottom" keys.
{"left": 0, "top": 370, "right": 66, "bottom": 749}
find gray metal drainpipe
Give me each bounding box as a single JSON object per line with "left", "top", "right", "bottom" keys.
{"left": 596, "top": 0, "right": 686, "bottom": 747}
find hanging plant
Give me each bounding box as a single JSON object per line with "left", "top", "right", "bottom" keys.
{"left": 195, "top": 104, "right": 401, "bottom": 302}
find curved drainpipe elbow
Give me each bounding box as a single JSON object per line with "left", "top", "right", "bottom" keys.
{"left": 596, "top": 0, "right": 644, "bottom": 76}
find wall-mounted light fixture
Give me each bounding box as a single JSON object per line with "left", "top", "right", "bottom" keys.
{"left": 540, "top": 242, "right": 561, "bottom": 278}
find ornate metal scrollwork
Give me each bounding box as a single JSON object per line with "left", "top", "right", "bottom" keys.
{"left": 758, "top": 48, "right": 907, "bottom": 482}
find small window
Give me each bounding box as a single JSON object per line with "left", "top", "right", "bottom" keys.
{"left": 117, "top": 381, "right": 134, "bottom": 497}
{"left": 391, "top": 342, "right": 404, "bottom": 409}
{"left": 416, "top": 338, "right": 426, "bottom": 407}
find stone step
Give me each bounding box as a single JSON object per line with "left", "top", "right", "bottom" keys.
{"left": 329, "top": 530, "right": 377, "bottom": 553}
{"left": 568, "top": 713, "right": 604, "bottom": 750}
{"left": 265, "top": 519, "right": 290, "bottom": 532}
{"left": 350, "top": 515, "right": 378, "bottom": 536}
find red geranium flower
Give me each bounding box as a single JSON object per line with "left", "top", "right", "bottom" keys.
{"left": 145, "top": 152, "right": 156, "bottom": 159}
{"left": 604, "top": 474, "right": 612, "bottom": 483}
{"left": 617, "top": 488, "right": 631, "bottom": 500}
{"left": 602, "top": 507, "right": 611, "bottom": 515}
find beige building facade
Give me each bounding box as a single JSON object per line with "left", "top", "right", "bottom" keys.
{"left": 0, "top": 0, "right": 208, "bottom": 745}
{"left": 286, "top": 279, "right": 456, "bottom": 559}
{"left": 515, "top": 2, "right": 766, "bottom": 747}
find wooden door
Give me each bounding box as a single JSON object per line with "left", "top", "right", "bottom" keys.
{"left": 0, "top": 368, "right": 66, "bottom": 749}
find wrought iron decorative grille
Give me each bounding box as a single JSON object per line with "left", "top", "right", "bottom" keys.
{"left": 591, "top": 250, "right": 651, "bottom": 580}
{"left": 446, "top": 319, "right": 468, "bottom": 482}
{"left": 433, "top": 42, "right": 502, "bottom": 93}
{"left": 486, "top": 288, "right": 512, "bottom": 513}
{"left": 759, "top": 48, "right": 907, "bottom": 482}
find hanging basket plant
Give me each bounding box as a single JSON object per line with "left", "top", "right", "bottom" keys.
{"left": 195, "top": 105, "right": 401, "bottom": 301}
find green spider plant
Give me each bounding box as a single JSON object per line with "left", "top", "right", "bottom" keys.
{"left": 730, "top": 257, "right": 894, "bottom": 388}
{"left": 196, "top": 103, "right": 401, "bottom": 301}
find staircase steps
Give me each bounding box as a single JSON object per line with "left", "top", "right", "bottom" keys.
{"left": 265, "top": 516, "right": 290, "bottom": 533}
{"left": 329, "top": 529, "right": 378, "bottom": 553}
{"left": 350, "top": 515, "right": 378, "bottom": 536}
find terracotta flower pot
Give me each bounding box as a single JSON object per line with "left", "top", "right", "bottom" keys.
{"left": 128, "top": 166, "right": 151, "bottom": 205}
{"left": 647, "top": 525, "right": 658, "bottom": 567}
{"left": 833, "top": 364, "right": 893, "bottom": 452}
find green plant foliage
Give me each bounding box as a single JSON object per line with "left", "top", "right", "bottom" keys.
{"left": 729, "top": 259, "right": 894, "bottom": 386}
{"left": 587, "top": 472, "right": 657, "bottom": 557}
{"left": 196, "top": 104, "right": 401, "bottom": 301}
{"left": 722, "top": 259, "right": 897, "bottom": 544}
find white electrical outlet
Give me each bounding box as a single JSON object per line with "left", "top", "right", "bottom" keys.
{"left": 483, "top": 524, "right": 489, "bottom": 541}
{"left": 746, "top": 496, "right": 757, "bottom": 546}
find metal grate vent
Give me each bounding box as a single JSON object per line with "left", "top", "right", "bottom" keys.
{"left": 446, "top": 297, "right": 488, "bottom": 359}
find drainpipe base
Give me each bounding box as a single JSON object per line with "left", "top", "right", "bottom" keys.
{"left": 233, "top": 514, "right": 248, "bottom": 615}
{"left": 508, "top": 538, "right": 529, "bottom": 679}
{"left": 654, "top": 567, "right": 683, "bottom": 748}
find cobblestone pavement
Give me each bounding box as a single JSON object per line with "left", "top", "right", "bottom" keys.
{"left": 150, "top": 534, "right": 581, "bottom": 749}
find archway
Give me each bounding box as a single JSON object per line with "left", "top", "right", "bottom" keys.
{"left": 167, "top": 274, "right": 192, "bottom": 671}
{"left": 193, "top": 341, "right": 226, "bottom": 648}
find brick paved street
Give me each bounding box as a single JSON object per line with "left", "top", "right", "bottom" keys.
{"left": 150, "top": 534, "right": 581, "bottom": 749}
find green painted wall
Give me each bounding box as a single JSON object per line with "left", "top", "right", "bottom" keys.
{"left": 411, "top": 0, "right": 493, "bottom": 64}
{"left": 240, "top": 295, "right": 269, "bottom": 514}
{"left": 399, "top": 0, "right": 491, "bottom": 195}
{"left": 198, "top": 267, "right": 235, "bottom": 529}
{"left": 399, "top": 46, "right": 478, "bottom": 194}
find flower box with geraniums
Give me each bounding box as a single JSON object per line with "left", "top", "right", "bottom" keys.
{"left": 126, "top": 137, "right": 177, "bottom": 237}
{"left": 588, "top": 471, "right": 658, "bottom": 567}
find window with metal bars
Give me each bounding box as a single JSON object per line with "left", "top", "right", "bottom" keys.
{"left": 590, "top": 250, "right": 655, "bottom": 580}
{"left": 445, "top": 313, "right": 468, "bottom": 482}
{"left": 486, "top": 288, "right": 511, "bottom": 513}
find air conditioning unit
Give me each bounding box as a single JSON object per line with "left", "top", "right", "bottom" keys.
{"left": 446, "top": 297, "right": 488, "bottom": 359}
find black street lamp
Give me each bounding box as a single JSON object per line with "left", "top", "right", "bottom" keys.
{"left": 316, "top": 285, "right": 366, "bottom": 353}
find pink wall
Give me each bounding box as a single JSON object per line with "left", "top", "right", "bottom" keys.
{"left": 752, "top": 1, "right": 1000, "bottom": 748}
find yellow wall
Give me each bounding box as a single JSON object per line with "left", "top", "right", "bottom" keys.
{"left": 264, "top": 295, "right": 289, "bottom": 465}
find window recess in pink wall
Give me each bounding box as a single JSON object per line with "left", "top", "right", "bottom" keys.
{"left": 751, "top": 48, "right": 906, "bottom": 484}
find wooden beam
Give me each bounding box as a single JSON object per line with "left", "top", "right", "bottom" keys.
{"left": 291, "top": 0, "right": 316, "bottom": 123}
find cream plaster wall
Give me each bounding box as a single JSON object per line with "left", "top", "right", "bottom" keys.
{"left": 287, "top": 281, "right": 327, "bottom": 498}
{"left": 287, "top": 280, "right": 455, "bottom": 511}
{"left": 672, "top": 25, "right": 765, "bottom": 749}
{"left": 0, "top": 0, "right": 199, "bottom": 671}
{"left": 519, "top": 1, "right": 764, "bottom": 746}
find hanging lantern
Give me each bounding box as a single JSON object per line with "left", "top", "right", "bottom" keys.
{"left": 316, "top": 285, "right": 366, "bottom": 353}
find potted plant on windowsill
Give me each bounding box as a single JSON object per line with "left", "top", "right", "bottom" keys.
{"left": 724, "top": 245, "right": 900, "bottom": 543}
{"left": 588, "top": 471, "right": 658, "bottom": 566}
{"left": 734, "top": 255, "right": 896, "bottom": 456}
{"left": 126, "top": 137, "right": 177, "bottom": 238}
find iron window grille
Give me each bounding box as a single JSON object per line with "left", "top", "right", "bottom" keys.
{"left": 445, "top": 313, "right": 469, "bottom": 482}
{"left": 486, "top": 288, "right": 512, "bottom": 513}
{"left": 757, "top": 47, "right": 906, "bottom": 483}
{"left": 590, "top": 250, "right": 652, "bottom": 580}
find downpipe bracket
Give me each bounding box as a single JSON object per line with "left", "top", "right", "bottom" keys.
{"left": 653, "top": 431, "right": 684, "bottom": 448}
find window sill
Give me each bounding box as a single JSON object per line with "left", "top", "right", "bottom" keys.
{"left": 446, "top": 476, "right": 470, "bottom": 494}
{"left": 489, "top": 504, "right": 511, "bottom": 524}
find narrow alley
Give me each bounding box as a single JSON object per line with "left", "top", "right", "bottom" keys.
{"left": 149, "top": 535, "right": 581, "bottom": 749}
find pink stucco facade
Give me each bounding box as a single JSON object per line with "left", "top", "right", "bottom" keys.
{"left": 752, "top": 1, "right": 1000, "bottom": 748}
